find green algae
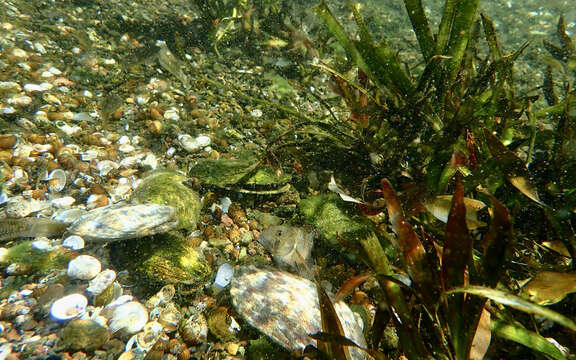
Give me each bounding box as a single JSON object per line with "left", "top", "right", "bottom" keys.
{"left": 131, "top": 169, "right": 201, "bottom": 231}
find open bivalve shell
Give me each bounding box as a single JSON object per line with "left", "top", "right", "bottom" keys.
{"left": 230, "top": 266, "right": 368, "bottom": 359}
{"left": 50, "top": 293, "right": 88, "bottom": 321}
{"left": 67, "top": 255, "right": 101, "bottom": 280}
{"left": 107, "top": 301, "right": 149, "bottom": 337}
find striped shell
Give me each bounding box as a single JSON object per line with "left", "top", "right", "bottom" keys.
{"left": 230, "top": 266, "right": 367, "bottom": 359}
{"left": 66, "top": 203, "right": 178, "bottom": 242}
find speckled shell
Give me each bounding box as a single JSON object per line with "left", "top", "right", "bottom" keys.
{"left": 66, "top": 203, "right": 178, "bottom": 242}
{"left": 230, "top": 266, "right": 367, "bottom": 359}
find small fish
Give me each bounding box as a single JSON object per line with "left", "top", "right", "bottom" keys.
{"left": 258, "top": 225, "right": 314, "bottom": 277}
{"left": 0, "top": 218, "right": 68, "bottom": 242}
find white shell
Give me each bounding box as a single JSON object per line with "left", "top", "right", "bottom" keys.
{"left": 5, "top": 196, "right": 49, "bottom": 218}
{"left": 96, "top": 160, "right": 119, "bottom": 177}
{"left": 86, "top": 269, "right": 117, "bottom": 296}
{"left": 178, "top": 134, "right": 211, "bottom": 152}
{"left": 67, "top": 255, "right": 101, "bottom": 280}
{"left": 51, "top": 196, "right": 76, "bottom": 209}
{"left": 214, "top": 263, "right": 234, "bottom": 289}
{"left": 135, "top": 321, "right": 164, "bottom": 351}
{"left": 107, "top": 301, "right": 149, "bottom": 336}
{"left": 47, "top": 169, "right": 67, "bottom": 193}
{"left": 62, "top": 235, "right": 85, "bottom": 250}
{"left": 50, "top": 293, "right": 88, "bottom": 321}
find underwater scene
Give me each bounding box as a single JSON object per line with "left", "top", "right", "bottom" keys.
{"left": 1, "top": 0, "right": 576, "bottom": 358}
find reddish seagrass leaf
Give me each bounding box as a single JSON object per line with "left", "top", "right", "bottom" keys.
{"left": 381, "top": 179, "right": 440, "bottom": 305}
{"left": 316, "top": 282, "right": 352, "bottom": 360}
{"left": 441, "top": 178, "right": 473, "bottom": 290}
{"left": 480, "top": 190, "right": 514, "bottom": 287}
{"left": 335, "top": 273, "right": 373, "bottom": 302}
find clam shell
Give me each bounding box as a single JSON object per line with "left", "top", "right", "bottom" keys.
{"left": 67, "top": 255, "right": 101, "bottom": 280}
{"left": 107, "top": 301, "right": 149, "bottom": 336}
{"left": 61, "top": 235, "right": 85, "bottom": 250}
{"left": 230, "top": 266, "right": 367, "bottom": 359}
{"left": 47, "top": 169, "right": 67, "bottom": 193}
{"left": 50, "top": 293, "right": 88, "bottom": 321}
{"left": 66, "top": 203, "right": 178, "bottom": 242}
{"left": 86, "top": 269, "right": 116, "bottom": 296}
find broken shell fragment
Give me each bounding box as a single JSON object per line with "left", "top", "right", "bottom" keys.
{"left": 50, "top": 293, "right": 88, "bottom": 321}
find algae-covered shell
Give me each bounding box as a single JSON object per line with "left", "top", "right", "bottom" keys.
{"left": 230, "top": 266, "right": 367, "bottom": 359}
{"left": 130, "top": 169, "right": 201, "bottom": 230}
{"left": 59, "top": 319, "right": 110, "bottom": 352}
{"left": 110, "top": 234, "right": 211, "bottom": 289}
{"left": 66, "top": 203, "right": 179, "bottom": 242}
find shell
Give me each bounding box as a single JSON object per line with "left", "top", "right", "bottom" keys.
{"left": 50, "top": 293, "right": 88, "bottom": 321}
{"left": 230, "top": 266, "right": 367, "bottom": 359}
{"left": 59, "top": 319, "right": 110, "bottom": 352}
{"left": 157, "top": 302, "right": 182, "bottom": 333}
{"left": 180, "top": 313, "right": 208, "bottom": 345}
{"left": 213, "top": 263, "right": 234, "bottom": 289}
{"left": 107, "top": 301, "right": 149, "bottom": 336}
{"left": 47, "top": 169, "right": 67, "bottom": 193}
{"left": 86, "top": 269, "right": 116, "bottom": 296}
{"left": 66, "top": 203, "right": 179, "bottom": 242}
{"left": 145, "top": 284, "right": 176, "bottom": 309}
{"left": 178, "top": 134, "right": 211, "bottom": 152}
{"left": 135, "top": 321, "right": 165, "bottom": 351}
{"left": 67, "top": 255, "right": 101, "bottom": 280}
{"left": 61, "top": 235, "right": 85, "bottom": 250}
{"left": 5, "top": 196, "right": 50, "bottom": 218}
{"left": 258, "top": 226, "right": 314, "bottom": 274}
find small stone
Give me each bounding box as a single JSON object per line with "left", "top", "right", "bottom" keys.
{"left": 227, "top": 342, "right": 239, "bottom": 355}
{"left": 208, "top": 237, "right": 230, "bottom": 249}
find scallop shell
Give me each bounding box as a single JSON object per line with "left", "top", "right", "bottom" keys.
{"left": 230, "top": 266, "right": 367, "bottom": 359}
{"left": 66, "top": 203, "right": 179, "bottom": 242}
{"left": 67, "top": 255, "right": 101, "bottom": 280}
{"left": 50, "top": 293, "right": 88, "bottom": 321}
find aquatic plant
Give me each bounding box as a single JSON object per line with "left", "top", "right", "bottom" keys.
{"left": 297, "top": 1, "right": 576, "bottom": 359}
